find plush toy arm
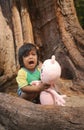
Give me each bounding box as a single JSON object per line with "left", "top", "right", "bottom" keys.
{"left": 47, "top": 88, "right": 66, "bottom": 106}
{"left": 56, "top": 94, "right": 66, "bottom": 106}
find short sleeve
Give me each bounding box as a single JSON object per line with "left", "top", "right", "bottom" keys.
{"left": 16, "top": 68, "right": 28, "bottom": 88}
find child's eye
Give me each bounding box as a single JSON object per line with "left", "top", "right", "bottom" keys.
{"left": 23, "top": 51, "right": 29, "bottom": 57}
{"left": 32, "top": 53, "right": 36, "bottom": 56}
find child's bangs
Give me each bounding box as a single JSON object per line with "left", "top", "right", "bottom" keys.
{"left": 23, "top": 50, "right": 29, "bottom": 57}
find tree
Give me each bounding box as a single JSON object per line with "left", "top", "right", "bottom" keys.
{"left": 0, "top": 0, "right": 84, "bottom": 91}
{"left": 28, "top": 0, "right": 84, "bottom": 91}
{"left": 0, "top": 0, "right": 84, "bottom": 129}
{"left": 0, "top": 93, "right": 84, "bottom": 130}
{"left": 74, "top": 0, "right": 84, "bottom": 29}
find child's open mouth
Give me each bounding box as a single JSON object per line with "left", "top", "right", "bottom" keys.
{"left": 29, "top": 61, "right": 34, "bottom": 65}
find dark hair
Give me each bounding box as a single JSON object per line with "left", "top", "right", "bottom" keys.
{"left": 18, "top": 43, "right": 39, "bottom": 67}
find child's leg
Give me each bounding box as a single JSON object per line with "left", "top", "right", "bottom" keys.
{"left": 19, "top": 91, "right": 40, "bottom": 104}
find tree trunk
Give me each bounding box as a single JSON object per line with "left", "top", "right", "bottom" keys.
{"left": 0, "top": 1, "right": 84, "bottom": 128}
{"left": 0, "top": 0, "right": 16, "bottom": 77}
{"left": 11, "top": 0, "right": 23, "bottom": 66}
{"left": 27, "top": 0, "right": 84, "bottom": 91}
{"left": 0, "top": 1, "right": 84, "bottom": 89}
{"left": 20, "top": 0, "right": 34, "bottom": 43}
{"left": 0, "top": 93, "right": 84, "bottom": 130}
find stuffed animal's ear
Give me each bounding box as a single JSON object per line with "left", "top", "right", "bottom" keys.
{"left": 51, "top": 55, "right": 55, "bottom": 64}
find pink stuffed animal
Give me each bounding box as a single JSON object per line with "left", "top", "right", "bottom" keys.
{"left": 31, "top": 55, "right": 66, "bottom": 106}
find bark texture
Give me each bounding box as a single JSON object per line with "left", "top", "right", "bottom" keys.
{"left": 20, "top": 0, "right": 34, "bottom": 43}
{"left": 0, "top": 0, "right": 16, "bottom": 76}
{"left": 0, "top": 1, "right": 84, "bottom": 93}
{"left": 0, "top": 1, "right": 84, "bottom": 129}
{"left": 0, "top": 93, "right": 84, "bottom": 130}
{"left": 27, "top": 0, "right": 84, "bottom": 90}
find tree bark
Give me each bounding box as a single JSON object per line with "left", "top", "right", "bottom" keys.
{"left": 11, "top": 0, "right": 23, "bottom": 66}
{"left": 0, "top": 1, "right": 84, "bottom": 128}
{"left": 27, "top": 0, "right": 84, "bottom": 90}
{"left": 0, "top": 93, "right": 84, "bottom": 130}
{"left": 55, "top": 0, "right": 84, "bottom": 70}
{"left": 0, "top": 0, "right": 84, "bottom": 90}
{"left": 0, "top": 0, "right": 16, "bottom": 76}
{"left": 20, "top": 0, "right": 34, "bottom": 43}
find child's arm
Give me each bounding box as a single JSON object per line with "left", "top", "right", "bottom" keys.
{"left": 21, "top": 83, "right": 50, "bottom": 93}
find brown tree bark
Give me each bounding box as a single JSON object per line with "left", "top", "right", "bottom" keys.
{"left": 27, "top": 0, "right": 84, "bottom": 91}
{"left": 20, "top": 0, "right": 34, "bottom": 43}
{"left": 0, "top": 93, "right": 84, "bottom": 130}
{"left": 11, "top": 0, "right": 23, "bottom": 66}
{"left": 0, "top": 0, "right": 16, "bottom": 77}
{"left": 0, "top": 0, "right": 84, "bottom": 90}
{"left": 0, "top": 1, "right": 84, "bottom": 129}
{"left": 54, "top": 0, "right": 84, "bottom": 90}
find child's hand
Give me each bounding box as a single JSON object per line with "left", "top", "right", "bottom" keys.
{"left": 41, "top": 83, "right": 50, "bottom": 90}
{"left": 30, "top": 80, "right": 41, "bottom": 86}
{"left": 30, "top": 81, "right": 50, "bottom": 92}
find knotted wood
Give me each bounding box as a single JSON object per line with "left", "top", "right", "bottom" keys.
{"left": 0, "top": 93, "right": 84, "bottom": 130}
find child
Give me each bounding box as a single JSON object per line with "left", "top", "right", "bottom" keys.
{"left": 16, "top": 43, "right": 49, "bottom": 103}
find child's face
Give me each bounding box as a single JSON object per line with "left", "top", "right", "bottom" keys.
{"left": 23, "top": 49, "right": 38, "bottom": 71}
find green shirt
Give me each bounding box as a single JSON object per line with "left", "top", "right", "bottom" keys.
{"left": 16, "top": 67, "right": 40, "bottom": 89}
